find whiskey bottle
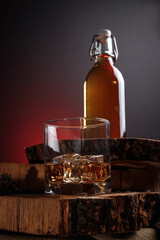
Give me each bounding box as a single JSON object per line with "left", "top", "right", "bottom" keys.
{"left": 84, "top": 29, "right": 126, "bottom": 138}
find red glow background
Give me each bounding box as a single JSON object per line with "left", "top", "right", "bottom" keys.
{"left": 1, "top": 0, "right": 160, "bottom": 163}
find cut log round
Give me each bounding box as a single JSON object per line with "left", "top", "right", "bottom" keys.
{"left": 25, "top": 138, "right": 160, "bottom": 164}
{"left": 0, "top": 192, "right": 160, "bottom": 236}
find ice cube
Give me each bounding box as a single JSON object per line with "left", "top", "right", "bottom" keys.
{"left": 63, "top": 153, "right": 80, "bottom": 161}
{"left": 82, "top": 155, "right": 106, "bottom": 182}
{"left": 63, "top": 154, "right": 83, "bottom": 183}
{"left": 88, "top": 155, "right": 104, "bottom": 162}
{"left": 51, "top": 155, "right": 64, "bottom": 164}
{"left": 51, "top": 153, "right": 81, "bottom": 162}
{"left": 82, "top": 159, "right": 96, "bottom": 182}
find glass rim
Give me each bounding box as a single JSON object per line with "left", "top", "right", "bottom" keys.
{"left": 44, "top": 117, "right": 110, "bottom": 129}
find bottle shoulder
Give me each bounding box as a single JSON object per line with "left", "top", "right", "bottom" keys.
{"left": 85, "top": 62, "right": 124, "bottom": 83}
{"left": 86, "top": 62, "right": 113, "bottom": 75}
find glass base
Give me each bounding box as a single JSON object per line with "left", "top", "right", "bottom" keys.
{"left": 45, "top": 180, "right": 111, "bottom": 195}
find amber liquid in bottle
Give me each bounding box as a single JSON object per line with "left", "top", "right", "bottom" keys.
{"left": 84, "top": 55, "right": 126, "bottom": 138}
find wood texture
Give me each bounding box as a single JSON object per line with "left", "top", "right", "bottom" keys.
{"left": 0, "top": 138, "right": 160, "bottom": 236}
{"left": 25, "top": 138, "right": 160, "bottom": 164}
{"left": 1, "top": 138, "right": 160, "bottom": 192}
{"left": 0, "top": 192, "right": 160, "bottom": 236}
{"left": 111, "top": 159, "right": 160, "bottom": 191}
{"left": 0, "top": 163, "right": 45, "bottom": 192}
{"left": 1, "top": 161, "right": 160, "bottom": 193}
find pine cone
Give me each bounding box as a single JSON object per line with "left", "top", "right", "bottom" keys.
{"left": 0, "top": 173, "right": 21, "bottom": 195}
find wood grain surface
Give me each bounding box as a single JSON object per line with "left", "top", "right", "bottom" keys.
{"left": 0, "top": 192, "right": 160, "bottom": 236}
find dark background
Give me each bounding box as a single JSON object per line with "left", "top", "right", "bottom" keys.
{"left": 1, "top": 0, "right": 160, "bottom": 163}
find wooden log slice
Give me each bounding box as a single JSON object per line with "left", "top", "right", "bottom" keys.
{"left": 25, "top": 138, "right": 160, "bottom": 164}
{"left": 0, "top": 192, "right": 160, "bottom": 236}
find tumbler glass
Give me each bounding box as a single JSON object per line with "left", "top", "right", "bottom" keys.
{"left": 44, "top": 117, "right": 111, "bottom": 195}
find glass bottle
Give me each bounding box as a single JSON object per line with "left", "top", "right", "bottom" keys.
{"left": 84, "top": 29, "right": 126, "bottom": 138}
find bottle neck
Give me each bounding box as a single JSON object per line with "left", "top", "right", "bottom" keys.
{"left": 95, "top": 55, "right": 114, "bottom": 65}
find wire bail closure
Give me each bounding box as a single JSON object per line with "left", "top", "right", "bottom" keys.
{"left": 89, "top": 34, "right": 118, "bottom": 62}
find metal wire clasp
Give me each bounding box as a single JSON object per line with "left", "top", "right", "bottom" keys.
{"left": 89, "top": 34, "right": 119, "bottom": 62}
{"left": 89, "top": 35, "right": 99, "bottom": 60}
{"left": 112, "top": 36, "right": 118, "bottom": 62}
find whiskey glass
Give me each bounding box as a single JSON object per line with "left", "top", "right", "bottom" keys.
{"left": 44, "top": 117, "right": 111, "bottom": 195}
